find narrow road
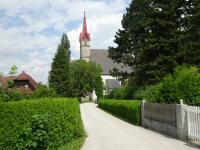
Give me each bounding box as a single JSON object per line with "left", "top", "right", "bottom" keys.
{"left": 80, "top": 103, "right": 199, "bottom": 150}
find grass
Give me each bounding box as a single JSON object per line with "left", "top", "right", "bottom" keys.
{"left": 58, "top": 136, "right": 86, "bottom": 150}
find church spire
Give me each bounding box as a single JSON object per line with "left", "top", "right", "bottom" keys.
{"left": 80, "top": 11, "right": 91, "bottom": 41}
{"left": 83, "top": 11, "right": 87, "bottom": 32}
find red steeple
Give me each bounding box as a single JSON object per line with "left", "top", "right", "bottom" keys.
{"left": 80, "top": 11, "right": 91, "bottom": 41}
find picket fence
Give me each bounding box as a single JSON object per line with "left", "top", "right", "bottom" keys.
{"left": 141, "top": 100, "right": 200, "bottom": 143}
{"left": 186, "top": 106, "right": 200, "bottom": 142}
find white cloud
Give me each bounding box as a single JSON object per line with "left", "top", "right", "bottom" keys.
{"left": 0, "top": 0, "right": 128, "bottom": 83}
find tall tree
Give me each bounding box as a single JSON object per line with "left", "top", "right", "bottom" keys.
{"left": 180, "top": 0, "right": 200, "bottom": 65}
{"left": 48, "top": 34, "right": 72, "bottom": 97}
{"left": 109, "top": 0, "right": 151, "bottom": 81}
{"left": 109, "top": 0, "right": 200, "bottom": 86}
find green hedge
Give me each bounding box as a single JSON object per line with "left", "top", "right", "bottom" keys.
{"left": 0, "top": 98, "right": 84, "bottom": 150}
{"left": 98, "top": 99, "right": 141, "bottom": 125}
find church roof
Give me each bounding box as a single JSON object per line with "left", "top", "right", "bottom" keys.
{"left": 79, "top": 12, "right": 91, "bottom": 41}
{"left": 90, "top": 49, "right": 131, "bottom": 75}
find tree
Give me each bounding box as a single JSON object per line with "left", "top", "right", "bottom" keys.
{"left": 9, "top": 65, "right": 17, "bottom": 76}
{"left": 0, "top": 72, "right": 3, "bottom": 90}
{"left": 71, "top": 60, "right": 103, "bottom": 98}
{"left": 48, "top": 34, "right": 72, "bottom": 97}
{"left": 180, "top": 0, "right": 200, "bottom": 65}
{"left": 8, "top": 65, "right": 18, "bottom": 88}
{"left": 108, "top": 0, "right": 151, "bottom": 83}
{"left": 109, "top": 0, "right": 200, "bottom": 86}
{"left": 0, "top": 72, "right": 3, "bottom": 78}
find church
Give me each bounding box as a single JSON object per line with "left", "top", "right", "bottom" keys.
{"left": 79, "top": 12, "right": 130, "bottom": 95}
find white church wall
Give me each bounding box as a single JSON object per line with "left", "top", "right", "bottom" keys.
{"left": 101, "top": 75, "right": 121, "bottom": 95}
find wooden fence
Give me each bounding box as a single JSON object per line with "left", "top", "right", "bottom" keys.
{"left": 142, "top": 100, "right": 200, "bottom": 143}
{"left": 144, "top": 102, "right": 177, "bottom": 127}
{"left": 186, "top": 106, "right": 200, "bottom": 142}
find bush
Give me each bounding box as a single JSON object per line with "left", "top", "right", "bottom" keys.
{"left": 0, "top": 98, "right": 84, "bottom": 150}
{"left": 98, "top": 99, "right": 141, "bottom": 125}
{"left": 136, "top": 66, "right": 200, "bottom": 105}
{"left": 110, "top": 84, "right": 137, "bottom": 100}
{"left": 32, "top": 84, "right": 57, "bottom": 98}
{"left": 0, "top": 90, "right": 23, "bottom": 102}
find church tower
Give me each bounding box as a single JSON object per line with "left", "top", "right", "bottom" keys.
{"left": 79, "top": 12, "right": 91, "bottom": 62}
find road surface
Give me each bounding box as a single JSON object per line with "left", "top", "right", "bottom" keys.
{"left": 80, "top": 103, "right": 199, "bottom": 150}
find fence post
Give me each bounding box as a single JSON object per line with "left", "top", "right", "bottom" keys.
{"left": 141, "top": 99, "right": 145, "bottom": 127}
{"left": 176, "top": 99, "right": 187, "bottom": 139}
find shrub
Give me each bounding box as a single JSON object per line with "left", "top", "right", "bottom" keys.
{"left": 0, "top": 98, "right": 84, "bottom": 150}
{"left": 32, "top": 84, "right": 57, "bottom": 98}
{"left": 136, "top": 66, "right": 200, "bottom": 105}
{"left": 98, "top": 99, "right": 141, "bottom": 125}
{"left": 0, "top": 90, "right": 23, "bottom": 102}
{"left": 16, "top": 114, "right": 50, "bottom": 150}
{"left": 110, "top": 84, "right": 137, "bottom": 100}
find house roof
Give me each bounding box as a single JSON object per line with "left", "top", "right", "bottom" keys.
{"left": 0, "top": 72, "right": 38, "bottom": 90}
{"left": 0, "top": 76, "right": 15, "bottom": 88}
{"left": 14, "top": 71, "right": 38, "bottom": 89}
{"left": 106, "top": 79, "right": 121, "bottom": 89}
{"left": 90, "top": 49, "right": 131, "bottom": 75}
{"left": 79, "top": 12, "right": 91, "bottom": 41}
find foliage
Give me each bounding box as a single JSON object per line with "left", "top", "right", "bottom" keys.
{"left": 109, "top": 0, "right": 200, "bottom": 86}
{"left": 181, "top": 0, "right": 200, "bottom": 65}
{"left": 48, "top": 33, "right": 72, "bottom": 97}
{"left": 32, "top": 83, "right": 57, "bottom": 98}
{"left": 58, "top": 136, "right": 85, "bottom": 150}
{"left": 0, "top": 72, "right": 3, "bottom": 78}
{"left": 0, "top": 98, "right": 85, "bottom": 150}
{"left": 16, "top": 114, "right": 50, "bottom": 150}
{"left": 71, "top": 60, "right": 103, "bottom": 98}
{"left": 9, "top": 65, "right": 18, "bottom": 75}
{"left": 7, "top": 80, "right": 15, "bottom": 88}
{"left": 135, "top": 66, "right": 200, "bottom": 105}
{"left": 0, "top": 90, "right": 23, "bottom": 102}
{"left": 98, "top": 99, "right": 141, "bottom": 125}
{"left": 109, "top": 84, "right": 137, "bottom": 100}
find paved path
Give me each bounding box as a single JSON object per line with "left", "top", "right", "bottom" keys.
{"left": 81, "top": 103, "right": 199, "bottom": 150}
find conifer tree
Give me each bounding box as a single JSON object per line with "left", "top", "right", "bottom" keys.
{"left": 180, "top": 0, "right": 200, "bottom": 65}
{"left": 48, "top": 34, "right": 72, "bottom": 97}
{"left": 109, "top": 0, "right": 200, "bottom": 86}
{"left": 108, "top": 0, "right": 151, "bottom": 81}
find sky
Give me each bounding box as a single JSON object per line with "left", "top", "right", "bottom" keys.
{"left": 0, "top": 0, "right": 131, "bottom": 84}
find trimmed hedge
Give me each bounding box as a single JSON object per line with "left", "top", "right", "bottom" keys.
{"left": 98, "top": 99, "right": 141, "bottom": 125}
{"left": 0, "top": 98, "right": 84, "bottom": 150}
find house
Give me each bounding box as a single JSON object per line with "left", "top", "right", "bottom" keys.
{"left": 0, "top": 71, "right": 38, "bottom": 94}
{"left": 79, "top": 12, "right": 130, "bottom": 95}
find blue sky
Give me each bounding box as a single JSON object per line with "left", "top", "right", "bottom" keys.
{"left": 0, "top": 0, "right": 131, "bottom": 83}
